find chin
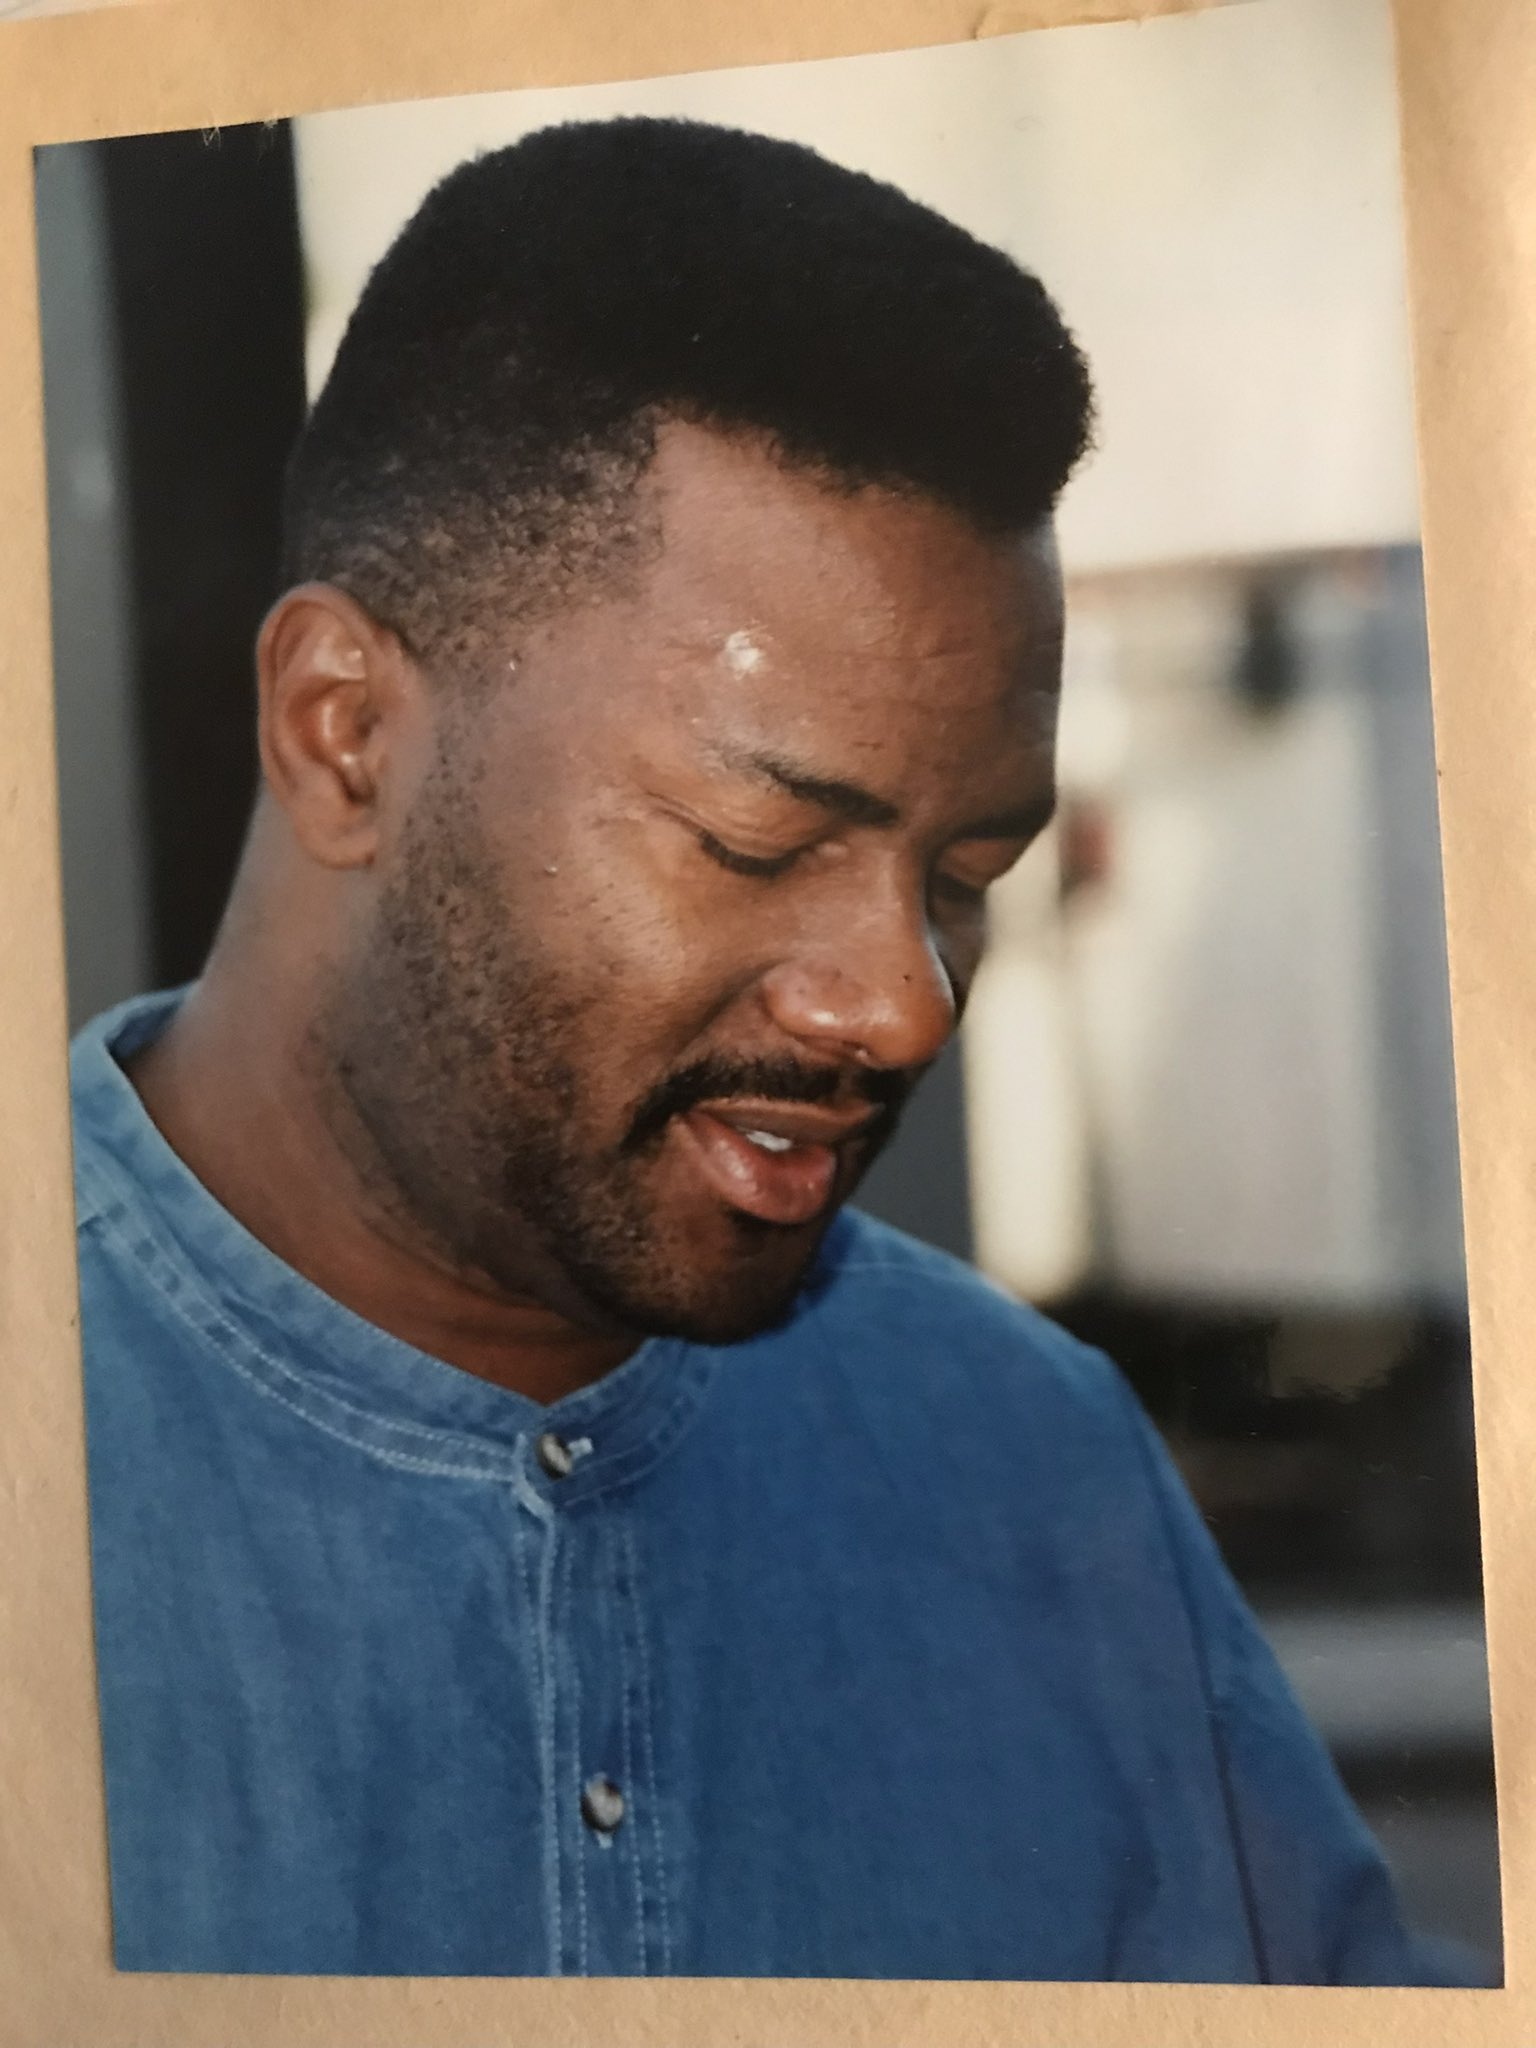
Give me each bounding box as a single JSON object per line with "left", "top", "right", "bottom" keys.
{"left": 574, "top": 1212, "right": 829, "bottom": 1349}
{"left": 623, "top": 1266, "right": 809, "bottom": 1349}
{"left": 656, "top": 1287, "right": 802, "bottom": 1349}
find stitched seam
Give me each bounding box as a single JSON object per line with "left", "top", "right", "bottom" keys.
{"left": 549, "top": 1352, "right": 715, "bottom": 1508}
{"left": 72, "top": 1171, "right": 108, "bottom": 1231}
{"left": 1118, "top": 1374, "right": 1272, "bottom": 1985}
{"left": 506, "top": 1489, "right": 541, "bottom": 1962}
{"left": 85, "top": 1168, "right": 718, "bottom": 1496}
{"left": 616, "top": 1520, "right": 646, "bottom": 1973}
{"left": 177, "top": 1331, "right": 514, "bottom": 1483}
{"left": 534, "top": 1513, "right": 562, "bottom": 1974}
{"left": 568, "top": 1532, "right": 588, "bottom": 1979}
{"left": 623, "top": 1520, "right": 671, "bottom": 1973}
{"left": 83, "top": 1212, "right": 527, "bottom": 1481}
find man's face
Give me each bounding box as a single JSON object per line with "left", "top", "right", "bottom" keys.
{"left": 319, "top": 424, "right": 1063, "bottom": 1347}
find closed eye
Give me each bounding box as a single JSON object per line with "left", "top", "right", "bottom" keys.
{"left": 930, "top": 872, "right": 988, "bottom": 908}
{"left": 934, "top": 839, "right": 1033, "bottom": 903}
{"left": 696, "top": 830, "right": 808, "bottom": 880}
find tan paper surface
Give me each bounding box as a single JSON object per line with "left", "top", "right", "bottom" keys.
{"left": 0, "top": 0, "right": 1523, "bottom": 2039}
{"left": 0, "top": 1, "right": 144, "bottom": 23}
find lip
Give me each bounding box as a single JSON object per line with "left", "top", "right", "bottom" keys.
{"left": 695, "top": 1098, "right": 883, "bottom": 1149}
{"left": 673, "top": 1099, "right": 879, "bottom": 1226}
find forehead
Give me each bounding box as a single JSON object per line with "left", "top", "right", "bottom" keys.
{"left": 643, "top": 422, "right": 1058, "bottom": 663}
{"left": 505, "top": 420, "right": 1064, "bottom": 761}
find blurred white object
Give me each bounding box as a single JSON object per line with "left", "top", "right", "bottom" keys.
{"left": 1260, "top": 1602, "right": 1493, "bottom": 1756}
{"left": 965, "top": 553, "right": 1464, "bottom": 1314}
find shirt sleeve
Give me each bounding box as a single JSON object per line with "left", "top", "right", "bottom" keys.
{"left": 1109, "top": 1364, "right": 1491, "bottom": 1987}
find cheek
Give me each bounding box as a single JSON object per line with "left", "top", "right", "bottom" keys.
{"left": 517, "top": 877, "right": 735, "bottom": 1105}
{"left": 547, "top": 817, "right": 763, "bottom": 1026}
{"left": 591, "top": 902, "right": 756, "bottom": 1054}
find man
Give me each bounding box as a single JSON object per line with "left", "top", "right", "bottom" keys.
{"left": 73, "top": 116, "right": 1437, "bottom": 1982}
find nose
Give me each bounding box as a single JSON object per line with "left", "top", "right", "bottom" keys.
{"left": 757, "top": 889, "right": 959, "bottom": 1073}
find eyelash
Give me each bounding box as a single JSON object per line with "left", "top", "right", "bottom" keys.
{"left": 931, "top": 874, "right": 987, "bottom": 909}
{"left": 697, "top": 830, "right": 988, "bottom": 906}
{"left": 696, "top": 831, "right": 808, "bottom": 880}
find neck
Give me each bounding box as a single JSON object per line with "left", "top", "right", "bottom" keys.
{"left": 125, "top": 953, "right": 639, "bottom": 1407}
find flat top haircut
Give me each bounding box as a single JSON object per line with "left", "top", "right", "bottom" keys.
{"left": 282, "top": 116, "right": 1095, "bottom": 675}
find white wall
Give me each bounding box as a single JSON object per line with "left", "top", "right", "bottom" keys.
{"left": 294, "top": 0, "right": 1420, "bottom": 573}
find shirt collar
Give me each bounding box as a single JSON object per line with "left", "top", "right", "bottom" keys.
{"left": 70, "top": 986, "right": 731, "bottom": 1497}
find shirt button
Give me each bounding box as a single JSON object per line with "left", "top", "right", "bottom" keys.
{"left": 580, "top": 1774, "right": 625, "bottom": 1835}
{"left": 535, "top": 1431, "right": 574, "bottom": 1479}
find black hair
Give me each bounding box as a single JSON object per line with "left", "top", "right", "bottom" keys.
{"left": 282, "top": 116, "right": 1094, "bottom": 672}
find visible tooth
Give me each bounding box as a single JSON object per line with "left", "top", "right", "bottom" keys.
{"left": 742, "top": 1128, "right": 794, "bottom": 1153}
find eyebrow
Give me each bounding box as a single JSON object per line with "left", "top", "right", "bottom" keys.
{"left": 718, "top": 747, "right": 1056, "bottom": 843}
{"left": 719, "top": 747, "right": 901, "bottom": 828}
{"left": 958, "top": 793, "right": 1058, "bottom": 843}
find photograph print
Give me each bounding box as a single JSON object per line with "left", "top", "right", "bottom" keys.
{"left": 35, "top": 0, "right": 1499, "bottom": 1985}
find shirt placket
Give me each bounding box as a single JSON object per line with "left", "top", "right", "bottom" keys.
{"left": 520, "top": 1426, "right": 669, "bottom": 1976}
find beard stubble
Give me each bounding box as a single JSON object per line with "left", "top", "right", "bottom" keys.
{"left": 307, "top": 741, "right": 890, "bottom": 1347}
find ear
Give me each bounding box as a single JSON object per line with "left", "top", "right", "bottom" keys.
{"left": 255, "top": 584, "right": 419, "bottom": 869}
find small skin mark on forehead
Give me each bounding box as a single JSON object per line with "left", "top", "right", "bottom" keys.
{"left": 721, "top": 629, "right": 766, "bottom": 679}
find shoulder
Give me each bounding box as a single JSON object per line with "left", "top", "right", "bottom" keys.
{"left": 796, "top": 1207, "right": 1136, "bottom": 1439}
{"left": 754, "top": 1210, "right": 1212, "bottom": 1609}
{"left": 805, "top": 1207, "right": 1111, "bottom": 1376}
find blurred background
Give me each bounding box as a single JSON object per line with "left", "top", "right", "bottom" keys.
{"left": 34, "top": 0, "right": 1498, "bottom": 1978}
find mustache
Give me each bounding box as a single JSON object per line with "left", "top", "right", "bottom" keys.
{"left": 622, "top": 1053, "right": 917, "bottom": 1156}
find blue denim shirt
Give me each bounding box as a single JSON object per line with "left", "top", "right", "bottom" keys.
{"left": 72, "top": 989, "right": 1437, "bottom": 1982}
